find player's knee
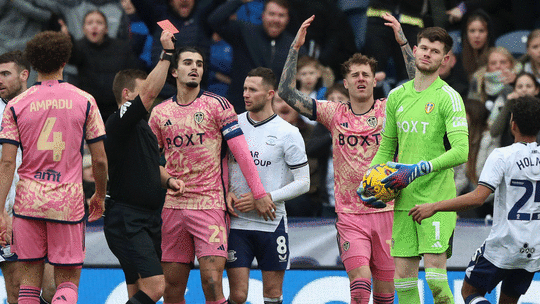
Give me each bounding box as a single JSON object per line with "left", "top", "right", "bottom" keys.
{"left": 371, "top": 268, "right": 394, "bottom": 283}
{"left": 142, "top": 278, "right": 165, "bottom": 300}
{"left": 229, "top": 289, "right": 248, "bottom": 304}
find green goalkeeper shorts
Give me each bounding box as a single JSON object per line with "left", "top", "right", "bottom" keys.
{"left": 391, "top": 210, "right": 456, "bottom": 258}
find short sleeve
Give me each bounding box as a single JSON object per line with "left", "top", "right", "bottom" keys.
{"left": 284, "top": 127, "right": 308, "bottom": 168}
{"left": 85, "top": 99, "right": 106, "bottom": 143}
{"left": 315, "top": 100, "right": 339, "bottom": 129}
{"left": 0, "top": 106, "right": 20, "bottom": 146}
{"left": 478, "top": 149, "right": 505, "bottom": 192}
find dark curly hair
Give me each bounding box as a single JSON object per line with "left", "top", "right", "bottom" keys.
{"left": 24, "top": 31, "right": 72, "bottom": 74}
{"left": 511, "top": 95, "right": 540, "bottom": 136}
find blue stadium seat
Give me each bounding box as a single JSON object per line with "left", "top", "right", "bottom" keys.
{"left": 495, "top": 30, "right": 531, "bottom": 57}
{"left": 448, "top": 30, "right": 462, "bottom": 54}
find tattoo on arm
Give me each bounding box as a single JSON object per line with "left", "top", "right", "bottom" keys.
{"left": 401, "top": 46, "right": 416, "bottom": 80}
{"left": 277, "top": 47, "right": 315, "bottom": 119}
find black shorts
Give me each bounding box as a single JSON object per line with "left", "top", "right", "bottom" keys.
{"left": 104, "top": 200, "right": 163, "bottom": 284}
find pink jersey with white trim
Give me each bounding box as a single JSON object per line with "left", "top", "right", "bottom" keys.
{"left": 149, "top": 91, "right": 238, "bottom": 210}
{"left": 316, "top": 99, "right": 393, "bottom": 214}
{"left": 0, "top": 80, "right": 105, "bottom": 222}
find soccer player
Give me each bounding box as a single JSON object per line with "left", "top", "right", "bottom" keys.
{"left": 148, "top": 47, "right": 275, "bottom": 304}
{"left": 104, "top": 31, "right": 185, "bottom": 304}
{"left": 0, "top": 50, "right": 28, "bottom": 304}
{"left": 226, "top": 67, "right": 310, "bottom": 304}
{"left": 278, "top": 16, "right": 395, "bottom": 304}
{"left": 0, "top": 31, "right": 108, "bottom": 304}
{"left": 364, "top": 27, "right": 469, "bottom": 304}
{"left": 409, "top": 95, "right": 540, "bottom": 304}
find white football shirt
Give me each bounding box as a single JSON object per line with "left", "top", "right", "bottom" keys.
{"left": 478, "top": 142, "right": 540, "bottom": 272}
{"left": 228, "top": 112, "right": 308, "bottom": 232}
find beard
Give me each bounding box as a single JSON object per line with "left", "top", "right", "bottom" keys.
{"left": 186, "top": 81, "right": 199, "bottom": 88}
{"left": 2, "top": 84, "right": 22, "bottom": 101}
{"left": 416, "top": 61, "right": 439, "bottom": 74}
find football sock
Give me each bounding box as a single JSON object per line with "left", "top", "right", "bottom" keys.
{"left": 40, "top": 295, "right": 51, "bottom": 304}
{"left": 18, "top": 285, "right": 41, "bottom": 304}
{"left": 51, "top": 282, "right": 78, "bottom": 304}
{"left": 425, "top": 268, "right": 454, "bottom": 304}
{"left": 206, "top": 299, "right": 227, "bottom": 304}
{"left": 395, "top": 277, "right": 420, "bottom": 303}
{"left": 164, "top": 301, "right": 185, "bottom": 304}
{"left": 350, "top": 278, "right": 371, "bottom": 304}
{"left": 263, "top": 295, "right": 283, "bottom": 304}
{"left": 464, "top": 293, "right": 490, "bottom": 304}
{"left": 373, "top": 292, "right": 395, "bottom": 304}
{"left": 126, "top": 290, "right": 154, "bottom": 304}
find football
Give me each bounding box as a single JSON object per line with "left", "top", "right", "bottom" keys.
{"left": 361, "top": 163, "right": 400, "bottom": 203}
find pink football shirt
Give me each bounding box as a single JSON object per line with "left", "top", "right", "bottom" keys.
{"left": 0, "top": 80, "right": 106, "bottom": 222}
{"left": 149, "top": 91, "right": 239, "bottom": 210}
{"left": 316, "top": 99, "right": 393, "bottom": 214}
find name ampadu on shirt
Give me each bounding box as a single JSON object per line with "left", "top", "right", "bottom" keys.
{"left": 30, "top": 99, "right": 73, "bottom": 112}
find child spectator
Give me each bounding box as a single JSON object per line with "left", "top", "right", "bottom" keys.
{"left": 297, "top": 55, "right": 331, "bottom": 100}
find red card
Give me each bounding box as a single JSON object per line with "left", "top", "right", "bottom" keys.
{"left": 157, "top": 20, "right": 179, "bottom": 34}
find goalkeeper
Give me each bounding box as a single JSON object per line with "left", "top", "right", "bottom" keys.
{"left": 359, "top": 26, "right": 468, "bottom": 304}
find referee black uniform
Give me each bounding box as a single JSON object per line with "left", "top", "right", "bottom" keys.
{"left": 104, "top": 95, "right": 164, "bottom": 285}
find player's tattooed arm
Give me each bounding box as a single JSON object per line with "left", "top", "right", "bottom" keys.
{"left": 383, "top": 12, "right": 415, "bottom": 80}
{"left": 277, "top": 15, "right": 315, "bottom": 120}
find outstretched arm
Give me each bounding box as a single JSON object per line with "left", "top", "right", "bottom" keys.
{"left": 277, "top": 15, "right": 316, "bottom": 120}
{"left": 383, "top": 12, "right": 415, "bottom": 80}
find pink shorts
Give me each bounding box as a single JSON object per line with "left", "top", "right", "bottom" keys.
{"left": 12, "top": 217, "right": 85, "bottom": 265}
{"left": 336, "top": 211, "right": 394, "bottom": 280}
{"left": 161, "top": 208, "right": 228, "bottom": 263}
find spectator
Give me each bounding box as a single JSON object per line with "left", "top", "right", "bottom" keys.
{"left": 273, "top": 94, "right": 321, "bottom": 217}
{"left": 208, "top": 0, "right": 305, "bottom": 113}
{"left": 363, "top": 0, "right": 425, "bottom": 87}
{"left": 0, "top": 0, "right": 57, "bottom": 55}
{"left": 490, "top": 72, "right": 540, "bottom": 148}
{"left": 520, "top": 29, "right": 540, "bottom": 84}
{"left": 296, "top": 55, "right": 330, "bottom": 100}
{"left": 446, "top": 1, "right": 513, "bottom": 38}
{"left": 287, "top": 0, "right": 357, "bottom": 79}
{"left": 468, "top": 46, "right": 520, "bottom": 112}
{"left": 121, "top": 0, "right": 154, "bottom": 72}
{"left": 207, "top": 32, "right": 233, "bottom": 97}
{"left": 460, "top": 9, "right": 494, "bottom": 82}
{"left": 130, "top": 0, "right": 215, "bottom": 79}
{"left": 65, "top": 10, "right": 140, "bottom": 122}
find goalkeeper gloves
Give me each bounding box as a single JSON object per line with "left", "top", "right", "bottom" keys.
{"left": 382, "top": 160, "right": 432, "bottom": 190}
{"left": 356, "top": 183, "right": 386, "bottom": 209}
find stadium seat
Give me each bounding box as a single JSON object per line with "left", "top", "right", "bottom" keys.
{"left": 495, "top": 30, "right": 531, "bottom": 58}
{"left": 448, "top": 30, "right": 462, "bottom": 54}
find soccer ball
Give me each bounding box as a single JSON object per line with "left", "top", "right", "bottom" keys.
{"left": 361, "top": 164, "right": 400, "bottom": 203}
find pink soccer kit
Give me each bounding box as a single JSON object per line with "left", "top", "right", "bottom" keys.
{"left": 316, "top": 99, "right": 393, "bottom": 275}
{"left": 0, "top": 80, "right": 105, "bottom": 262}
{"left": 149, "top": 91, "right": 245, "bottom": 260}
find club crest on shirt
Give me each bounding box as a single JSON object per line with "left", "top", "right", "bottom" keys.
{"left": 367, "top": 116, "right": 377, "bottom": 128}
{"left": 194, "top": 112, "right": 204, "bottom": 124}
{"left": 342, "top": 241, "right": 350, "bottom": 251}
{"left": 425, "top": 102, "right": 435, "bottom": 114}
{"left": 266, "top": 135, "right": 277, "bottom": 146}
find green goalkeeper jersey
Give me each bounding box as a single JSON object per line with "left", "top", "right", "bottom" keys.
{"left": 371, "top": 77, "right": 469, "bottom": 210}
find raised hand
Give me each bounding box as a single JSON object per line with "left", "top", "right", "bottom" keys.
{"left": 292, "top": 15, "right": 314, "bottom": 51}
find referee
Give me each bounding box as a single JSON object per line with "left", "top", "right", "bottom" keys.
{"left": 104, "top": 31, "right": 184, "bottom": 304}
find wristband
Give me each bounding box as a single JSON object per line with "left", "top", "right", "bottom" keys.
{"left": 163, "top": 48, "right": 175, "bottom": 54}
{"left": 166, "top": 177, "right": 175, "bottom": 189}
{"left": 400, "top": 40, "right": 408, "bottom": 47}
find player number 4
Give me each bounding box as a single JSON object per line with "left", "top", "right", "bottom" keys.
{"left": 509, "top": 179, "right": 540, "bottom": 221}
{"left": 37, "top": 117, "right": 65, "bottom": 162}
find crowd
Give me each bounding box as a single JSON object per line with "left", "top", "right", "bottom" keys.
{"left": 1, "top": 0, "right": 540, "bottom": 304}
